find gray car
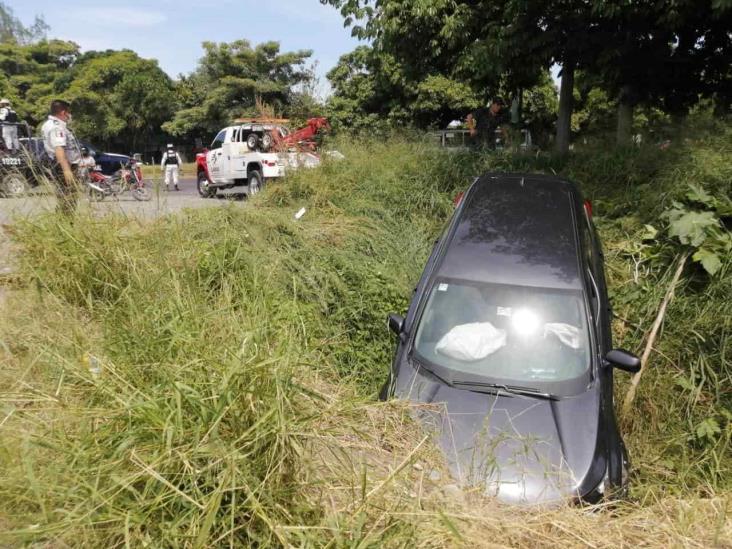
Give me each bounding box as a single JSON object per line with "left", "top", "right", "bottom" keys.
{"left": 384, "top": 173, "right": 640, "bottom": 505}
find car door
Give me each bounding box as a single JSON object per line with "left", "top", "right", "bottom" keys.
{"left": 581, "top": 207, "right": 625, "bottom": 488}
{"left": 228, "top": 126, "right": 248, "bottom": 179}
{"left": 207, "top": 129, "right": 230, "bottom": 184}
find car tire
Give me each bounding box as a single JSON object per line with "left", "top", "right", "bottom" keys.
{"left": 261, "top": 132, "right": 273, "bottom": 151}
{"left": 197, "top": 171, "right": 216, "bottom": 198}
{"left": 1, "top": 172, "right": 30, "bottom": 198}
{"left": 247, "top": 170, "right": 263, "bottom": 195}
{"left": 246, "top": 133, "right": 259, "bottom": 151}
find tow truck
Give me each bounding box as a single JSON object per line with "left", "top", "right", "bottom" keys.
{"left": 195, "top": 118, "right": 330, "bottom": 198}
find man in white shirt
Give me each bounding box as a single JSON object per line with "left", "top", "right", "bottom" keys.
{"left": 0, "top": 98, "right": 20, "bottom": 150}
{"left": 160, "top": 143, "right": 182, "bottom": 191}
{"left": 41, "top": 99, "right": 82, "bottom": 215}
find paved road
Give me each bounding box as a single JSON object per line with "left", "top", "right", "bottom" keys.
{"left": 0, "top": 176, "right": 252, "bottom": 277}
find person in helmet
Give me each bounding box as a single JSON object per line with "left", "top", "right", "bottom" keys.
{"left": 0, "top": 98, "right": 20, "bottom": 150}
{"left": 160, "top": 143, "right": 182, "bottom": 191}
{"left": 78, "top": 146, "right": 97, "bottom": 180}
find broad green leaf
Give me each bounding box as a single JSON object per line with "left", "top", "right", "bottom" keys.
{"left": 685, "top": 184, "right": 715, "bottom": 207}
{"left": 667, "top": 210, "right": 717, "bottom": 247}
{"left": 641, "top": 224, "right": 658, "bottom": 240}
{"left": 692, "top": 248, "right": 722, "bottom": 275}
{"left": 695, "top": 418, "right": 721, "bottom": 442}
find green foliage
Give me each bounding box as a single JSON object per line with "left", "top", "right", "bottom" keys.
{"left": 0, "top": 1, "right": 48, "bottom": 45}
{"left": 0, "top": 39, "right": 80, "bottom": 125}
{"left": 163, "top": 40, "right": 314, "bottom": 142}
{"left": 61, "top": 50, "right": 175, "bottom": 151}
{"left": 1, "top": 120, "right": 731, "bottom": 544}
{"left": 661, "top": 184, "right": 732, "bottom": 275}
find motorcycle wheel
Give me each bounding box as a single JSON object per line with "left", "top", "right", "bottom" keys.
{"left": 88, "top": 187, "right": 106, "bottom": 202}
{"left": 132, "top": 186, "right": 151, "bottom": 201}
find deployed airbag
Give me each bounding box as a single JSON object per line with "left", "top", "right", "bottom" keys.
{"left": 543, "top": 323, "right": 581, "bottom": 349}
{"left": 435, "top": 322, "right": 507, "bottom": 362}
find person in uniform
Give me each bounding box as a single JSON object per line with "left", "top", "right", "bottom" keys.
{"left": 41, "top": 99, "right": 82, "bottom": 216}
{"left": 0, "top": 99, "right": 20, "bottom": 151}
{"left": 160, "top": 143, "right": 182, "bottom": 191}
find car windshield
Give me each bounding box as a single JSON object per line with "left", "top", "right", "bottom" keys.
{"left": 413, "top": 278, "right": 592, "bottom": 394}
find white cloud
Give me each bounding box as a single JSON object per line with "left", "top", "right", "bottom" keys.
{"left": 67, "top": 8, "right": 167, "bottom": 29}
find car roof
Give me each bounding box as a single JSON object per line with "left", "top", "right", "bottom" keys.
{"left": 436, "top": 173, "right": 585, "bottom": 290}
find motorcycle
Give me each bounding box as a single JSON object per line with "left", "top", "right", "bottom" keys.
{"left": 83, "top": 160, "right": 151, "bottom": 202}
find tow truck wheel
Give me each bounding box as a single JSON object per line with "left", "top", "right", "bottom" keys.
{"left": 1, "top": 172, "right": 29, "bottom": 198}
{"left": 197, "top": 172, "right": 216, "bottom": 198}
{"left": 246, "top": 133, "right": 259, "bottom": 151}
{"left": 247, "top": 170, "right": 263, "bottom": 195}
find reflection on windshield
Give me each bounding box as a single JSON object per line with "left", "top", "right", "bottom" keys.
{"left": 414, "top": 279, "right": 590, "bottom": 387}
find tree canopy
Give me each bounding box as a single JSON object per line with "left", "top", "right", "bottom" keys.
{"left": 322, "top": 0, "right": 732, "bottom": 149}
{"left": 163, "top": 40, "right": 314, "bottom": 143}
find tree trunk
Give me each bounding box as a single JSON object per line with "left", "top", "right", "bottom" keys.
{"left": 616, "top": 85, "right": 634, "bottom": 146}
{"left": 555, "top": 60, "right": 575, "bottom": 155}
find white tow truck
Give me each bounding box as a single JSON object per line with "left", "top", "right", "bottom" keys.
{"left": 195, "top": 124, "right": 286, "bottom": 198}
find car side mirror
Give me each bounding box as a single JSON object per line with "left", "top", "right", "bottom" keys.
{"left": 605, "top": 349, "right": 641, "bottom": 373}
{"left": 387, "top": 313, "right": 405, "bottom": 336}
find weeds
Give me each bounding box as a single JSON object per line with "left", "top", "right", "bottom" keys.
{"left": 0, "top": 130, "right": 730, "bottom": 546}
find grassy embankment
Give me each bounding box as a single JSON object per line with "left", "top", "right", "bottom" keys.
{"left": 0, "top": 124, "right": 730, "bottom": 546}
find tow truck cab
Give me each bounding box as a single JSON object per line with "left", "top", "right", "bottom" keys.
{"left": 196, "top": 125, "right": 285, "bottom": 198}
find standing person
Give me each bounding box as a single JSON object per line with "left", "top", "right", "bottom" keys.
{"left": 0, "top": 99, "right": 20, "bottom": 151}
{"left": 41, "top": 99, "right": 82, "bottom": 216}
{"left": 468, "top": 97, "right": 507, "bottom": 149}
{"left": 160, "top": 144, "right": 182, "bottom": 191}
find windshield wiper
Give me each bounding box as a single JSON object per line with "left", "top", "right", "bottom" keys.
{"left": 451, "top": 381, "right": 559, "bottom": 401}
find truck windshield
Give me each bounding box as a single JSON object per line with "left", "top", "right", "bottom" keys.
{"left": 413, "top": 278, "right": 592, "bottom": 393}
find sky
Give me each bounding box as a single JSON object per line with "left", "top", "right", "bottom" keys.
{"left": 11, "top": 0, "right": 362, "bottom": 94}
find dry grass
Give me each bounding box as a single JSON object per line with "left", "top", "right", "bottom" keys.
{"left": 0, "top": 132, "right": 730, "bottom": 546}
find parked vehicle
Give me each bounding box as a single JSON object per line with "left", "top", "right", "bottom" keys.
{"left": 0, "top": 124, "right": 41, "bottom": 197}
{"left": 84, "top": 161, "right": 150, "bottom": 202}
{"left": 77, "top": 141, "right": 133, "bottom": 176}
{"left": 196, "top": 124, "right": 287, "bottom": 198}
{"left": 384, "top": 173, "right": 640, "bottom": 505}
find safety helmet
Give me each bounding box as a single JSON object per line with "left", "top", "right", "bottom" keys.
{"left": 81, "top": 146, "right": 89, "bottom": 154}
{"left": 167, "top": 143, "right": 174, "bottom": 149}
{"left": 0, "top": 98, "right": 9, "bottom": 105}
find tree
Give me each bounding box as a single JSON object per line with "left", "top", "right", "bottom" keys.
{"left": 61, "top": 50, "right": 176, "bottom": 152}
{"left": 326, "top": 44, "right": 485, "bottom": 132}
{"left": 322, "top": 0, "right": 592, "bottom": 152}
{"left": 0, "top": 1, "right": 48, "bottom": 45}
{"left": 581, "top": 1, "right": 732, "bottom": 144}
{"left": 323, "top": 0, "right": 732, "bottom": 149}
{"left": 0, "top": 39, "right": 80, "bottom": 126}
{"left": 163, "top": 40, "right": 313, "bottom": 143}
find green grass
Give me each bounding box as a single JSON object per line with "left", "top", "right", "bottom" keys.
{"left": 140, "top": 162, "right": 196, "bottom": 180}
{"left": 0, "top": 130, "right": 730, "bottom": 546}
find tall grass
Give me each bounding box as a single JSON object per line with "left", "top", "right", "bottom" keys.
{"left": 0, "top": 132, "right": 730, "bottom": 546}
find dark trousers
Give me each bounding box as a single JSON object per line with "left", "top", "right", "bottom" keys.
{"left": 50, "top": 163, "right": 80, "bottom": 216}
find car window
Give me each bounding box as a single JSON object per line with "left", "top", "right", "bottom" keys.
{"left": 210, "top": 130, "right": 226, "bottom": 149}
{"left": 413, "top": 278, "right": 591, "bottom": 392}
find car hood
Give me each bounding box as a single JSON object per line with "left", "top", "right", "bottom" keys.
{"left": 394, "top": 361, "right": 602, "bottom": 505}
